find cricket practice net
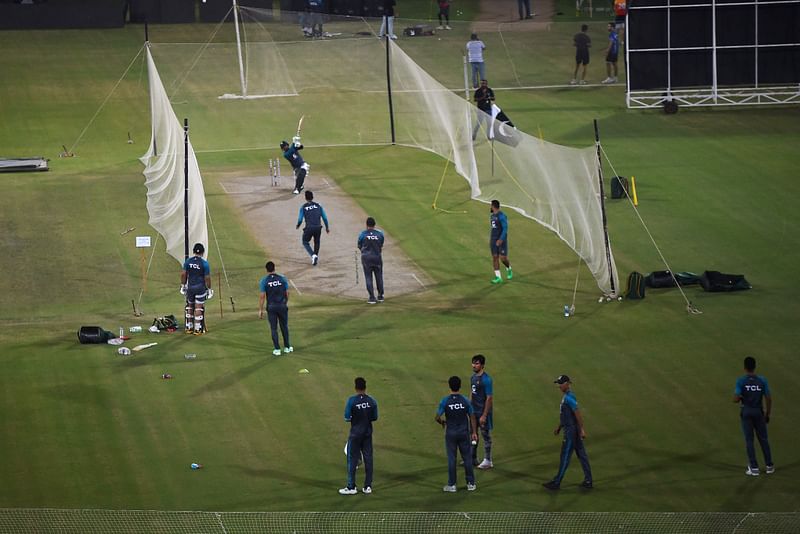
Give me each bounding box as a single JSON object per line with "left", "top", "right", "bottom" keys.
{"left": 1, "top": 509, "right": 798, "bottom": 533}
{"left": 147, "top": 6, "right": 618, "bottom": 294}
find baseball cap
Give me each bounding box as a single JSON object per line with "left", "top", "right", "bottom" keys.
{"left": 554, "top": 375, "right": 571, "bottom": 384}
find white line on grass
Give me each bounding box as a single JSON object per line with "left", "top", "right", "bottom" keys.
{"left": 289, "top": 279, "right": 303, "bottom": 295}
{"left": 411, "top": 273, "right": 426, "bottom": 288}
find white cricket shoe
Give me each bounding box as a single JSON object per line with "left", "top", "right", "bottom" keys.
{"left": 312, "top": 254, "right": 319, "bottom": 266}
{"left": 338, "top": 487, "right": 357, "bottom": 495}
{"left": 601, "top": 77, "right": 613, "bottom": 84}
{"left": 745, "top": 466, "right": 760, "bottom": 476}
{"left": 272, "top": 349, "right": 281, "bottom": 356}
{"left": 477, "top": 459, "right": 493, "bottom": 470}
{"left": 443, "top": 485, "right": 456, "bottom": 492}
{"left": 570, "top": 79, "right": 578, "bottom": 85}
{"left": 283, "top": 346, "right": 294, "bottom": 354}
{"left": 293, "top": 189, "right": 299, "bottom": 194}
{"left": 445, "top": 25, "right": 452, "bottom": 30}
{"left": 437, "top": 25, "right": 444, "bottom": 30}
{"left": 362, "top": 486, "right": 372, "bottom": 494}
{"left": 766, "top": 464, "right": 775, "bottom": 474}
{"left": 467, "top": 483, "right": 476, "bottom": 491}
{"left": 390, "top": 34, "right": 398, "bottom": 40}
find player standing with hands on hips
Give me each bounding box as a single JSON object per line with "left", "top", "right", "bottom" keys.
{"left": 181, "top": 243, "right": 212, "bottom": 335}
{"left": 436, "top": 376, "right": 478, "bottom": 492}
{"left": 258, "top": 261, "right": 293, "bottom": 356}
{"left": 470, "top": 354, "right": 494, "bottom": 469}
{"left": 296, "top": 190, "right": 330, "bottom": 266}
{"left": 543, "top": 375, "right": 593, "bottom": 490}
{"left": 339, "top": 377, "right": 379, "bottom": 495}
{"left": 357, "top": 217, "right": 385, "bottom": 304}
{"left": 489, "top": 199, "right": 512, "bottom": 284}
{"left": 281, "top": 135, "right": 310, "bottom": 195}
{"left": 734, "top": 356, "right": 774, "bottom": 476}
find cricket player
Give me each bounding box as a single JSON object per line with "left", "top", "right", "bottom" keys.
{"left": 489, "top": 200, "right": 512, "bottom": 284}
{"left": 470, "top": 354, "right": 494, "bottom": 469}
{"left": 180, "top": 243, "right": 212, "bottom": 335}
{"left": 281, "top": 137, "right": 310, "bottom": 195}
{"left": 543, "top": 375, "right": 593, "bottom": 490}
{"left": 436, "top": 376, "right": 478, "bottom": 492}
{"left": 734, "top": 356, "right": 774, "bottom": 476}
{"left": 340, "top": 377, "right": 379, "bottom": 495}
{"left": 296, "top": 190, "right": 330, "bottom": 266}
{"left": 258, "top": 261, "right": 293, "bottom": 356}
{"left": 357, "top": 217, "right": 385, "bottom": 304}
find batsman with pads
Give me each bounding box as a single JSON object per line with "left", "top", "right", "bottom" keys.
{"left": 180, "top": 243, "right": 213, "bottom": 335}
{"left": 281, "top": 116, "right": 310, "bottom": 195}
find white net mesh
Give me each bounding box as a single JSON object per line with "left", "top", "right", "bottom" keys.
{"left": 140, "top": 45, "right": 208, "bottom": 264}
{"left": 0, "top": 510, "right": 798, "bottom": 533}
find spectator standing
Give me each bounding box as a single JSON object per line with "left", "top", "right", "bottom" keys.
{"left": 437, "top": 0, "right": 451, "bottom": 30}
{"left": 602, "top": 22, "right": 619, "bottom": 84}
{"left": 379, "top": 0, "right": 397, "bottom": 40}
{"left": 571, "top": 24, "right": 591, "bottom": 85}
{"left": 466, "top": 33, "right": 486, "bottom": 89}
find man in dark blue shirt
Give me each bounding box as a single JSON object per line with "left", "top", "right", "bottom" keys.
{"left": 296, "top": 190, "right": 330, "bottom": 266}
{"left": 180, "top": 243, "right": 212, "bottom": 335}
{"left": 734, "top": 356, "right": 774, "bottom": 476}
{"left": 339, "top": 377, "right": 379, "bottom": 495}
{"left": 470, "top": 354, "right": 494, "bottom": 469}
{"left": 258, "top": 261, "right": 292, "bottom": 356}
{"left": 543, "top": 375, "right": 593, "bottom": 490}
{"left": 489, "top": 200, "right": 512, "bottom": 284}
{"left": 357, "top": 217, "right": 385, "bottom": 304}
{"left": 436, "top": 376, "right": 478, "bottom": 492}
{"left": 280, "top": 137, "right": 310, "bottom": 195}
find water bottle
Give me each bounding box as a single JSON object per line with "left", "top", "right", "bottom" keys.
{"left": 563, "top": 305, "right": 570, "bottom": 317}
{"left": 190, "top": 463, "right": 203, "bottom": 470}
{"left": 184, "top": 353, "right": 197, "bottom": 360}
{"left": 129, "top": 326, "right": 142, "bottom": 333}
{"left": 119, "top": 326, "right": 124, "bottom": 338}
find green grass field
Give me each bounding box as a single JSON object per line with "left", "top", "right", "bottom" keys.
{"left": 1, "top": 12, "right": 799, "bottom": 520}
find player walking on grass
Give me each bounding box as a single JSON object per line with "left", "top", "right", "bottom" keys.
{"left": 489, "top": 200, "right": 512, "bottom": 284}
{"left": 470, "top": 354, "right": 494, "bottom": 469}
{"left": 543, "top": 375, "right": 593, "bottom": 490}
{"left": 258, "top": 261, "right": 293, "bottom": 356}
{"left": 436, "top": 376, "right": 479, "bottom": 493}
{"left": 296, "top": 190, "right": 330, "bottom": 266}
{"left": 734, "top": 356, "right": 774, "bottom": 476}
{"left": 181, "top": 243, "right": 212, "bottom": 335}
{"left": 357, "top": 217, "right": 385, "bottom": 304}
{"left": 340, "top": 377, "right": 379, "bottom": 495}
{"left": 280, "top": 137, "right": 310, "bottom": 195}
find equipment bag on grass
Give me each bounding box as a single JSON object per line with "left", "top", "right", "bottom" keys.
{"left": 700, "top": 271, "right": 752, "bottom": 292}
{"left": 152, "top": 314, "right": 179, "bottom": 331}
{"left": 611, "top": 176, "right": 629, "bottom": 199}
{"left": 625, "top": 271, "right": 646, "bottom": 299}
{"left": 645, "top": 270, "right": 677, "bottom": 288}
{"left": 78, "top": 326, "right": 113, "bottom": 344}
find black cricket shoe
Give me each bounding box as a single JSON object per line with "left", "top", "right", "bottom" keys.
{"left": 542, "top": 481, "right": 560, "bottom": 491}
{"left": 580, "top": 480, "right": 593, "bottom": 489}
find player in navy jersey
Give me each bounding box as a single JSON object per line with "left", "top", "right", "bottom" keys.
{"left": 734, "top": 356, "right": 774, "bottom": 476}
{"left": 470, "top": 354, "right": 494, "bottom": 469}
{"left": 258, "top": 261, "right": 293, "bottom": 356}
{"left": 543, "top": 375, "right": 593, "bottom": 490}
{"left": 280, "top": 137, "right": 310, "bottom": 195}
{"left": 489, "top": 200, "right": 512, "bottom": 284}
{"left": 436, "top": 376, "right": 478, "bottom": 492}
{"left": 339, "top": 377, "right": 379, "bottom": 495}
{"left": 357, "top": 217, "right": 385, "bottom": 304}
{"left": 296, "top": 190, "right": 330, "bottom": 266}
{"left": 180, "top": 243, "right": 212, "bottom": 335}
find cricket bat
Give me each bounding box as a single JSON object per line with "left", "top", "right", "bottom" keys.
{"left": 296, "top": 115, "right": 305, "bottom": 138}
{"left": 132, "top": 342, "right": 158, "bottom": 352}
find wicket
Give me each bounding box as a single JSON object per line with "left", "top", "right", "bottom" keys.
{"left": 268, "top": 158, "right": 281, "bottom": 186}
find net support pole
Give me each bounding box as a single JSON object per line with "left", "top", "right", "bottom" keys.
{"left": 184, "top": 117, "right": 189, "bottom": 260}
{"left": 463, "top": 55, "right": 473, "bottom": 144}
{"left": 145, "top": 26, "right": 157, "bottom": 157}
{"left": 385, "top": 30, "right": 396, "bottom": 145}
{"left": 594, "top": 119, "right": 616, "bottom": 296}
{"left": 233, "top": 0, "right": 247, "bottom": 97}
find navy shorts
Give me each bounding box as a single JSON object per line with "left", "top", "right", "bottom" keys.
{"left": 576, "top": 49, "right": 589, "bottom": 65}
{"left": 606, "top": 52, "right": 618, "bottom": 63}
{"left": 186, "top": 286, "right": 207, "bottom": 305}
{"left": 490, "top": 239, "right": 508, "bottom": 256}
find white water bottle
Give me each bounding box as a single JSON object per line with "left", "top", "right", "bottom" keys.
{"left": 119, "top": 326, "right": 124, "bottom": 338}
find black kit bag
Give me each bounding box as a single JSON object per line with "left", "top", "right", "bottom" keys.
{"left": 77, "top": 326, "right": 112, "bottom": 344}
{"left": 625, "top": 271, "right": 646, "bottom": 300}
{"left": 700, "top": 271, "right": 752, "bottom": 292}
{"left": 610, "top": 176, "right": 629, "bottom": 199}
{"left": 645, "top": 270, "right": 677, "bottom": 288}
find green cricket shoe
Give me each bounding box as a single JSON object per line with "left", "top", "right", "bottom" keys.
{"left": 491, "top": 276, "right": 503, "bottom": 284}
{"left": 506, "top": 268, "right": 513, "bottom": 280}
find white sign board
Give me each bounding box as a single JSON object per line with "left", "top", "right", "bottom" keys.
{"left": 135, "top": 236, "right": 152, "bottom": 248}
